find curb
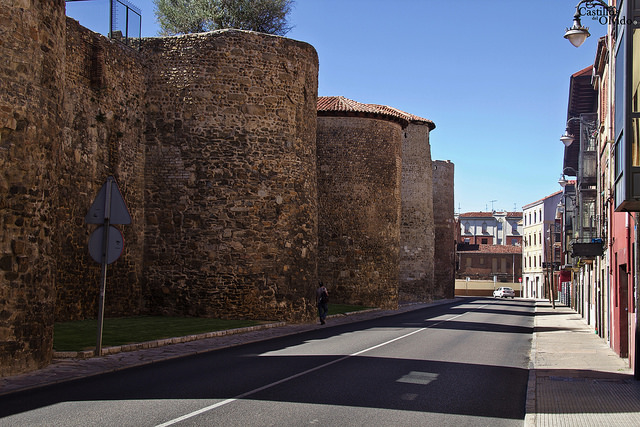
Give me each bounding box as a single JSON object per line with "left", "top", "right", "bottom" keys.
{"left": 53, "top": 322, "right": 288, "bottom": 359}
{"left": 524, "top": 303, "right": 538, "bottom": 427}
{"left": 53, "top": 301, "right": 457, "bottom": 359}
{"left": 0, "top": 298, "right": 462, "bottom": 397}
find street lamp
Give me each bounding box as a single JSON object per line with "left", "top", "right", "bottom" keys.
{"left": 560, "top": 126, "right": 575, "bottom": 146}
{"left": 559, "top": 116, "right": 596, "bottom": 147}
{"left": 559, "top": 167, "right": 577, "bottom": 189}
{"left": 564, "top": 1, "right": 617, "bottom": 48}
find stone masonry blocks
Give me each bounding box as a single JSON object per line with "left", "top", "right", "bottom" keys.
{"left": 141, "top": 30, "right": 319, "bottom": 322}
{"left": 433, "top": 160, "right": 455, "bottom": 299}
{"left": 399, "top": 122, "right": 435, "bottom": 302}
{"left": 317, "top": 116, "right": 402, "bottom": 309}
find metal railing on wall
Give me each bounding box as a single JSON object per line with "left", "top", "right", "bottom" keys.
{"left": 110, "top": 0, "right": 141, "bottom": 49}
{"left": 65, "top": 0, "right": 142, "bottom": 49}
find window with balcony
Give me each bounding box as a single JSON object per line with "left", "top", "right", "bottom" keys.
{"left": 614, "top": 0, "right": 640, "bottom": 211}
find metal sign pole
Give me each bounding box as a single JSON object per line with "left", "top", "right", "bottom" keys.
{"left": 95, "top": 178, "right": 113, "bottom": 356}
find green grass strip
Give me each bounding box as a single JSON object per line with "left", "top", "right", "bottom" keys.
{"left": 54, "top": 304, "right": 373, "bottom": 351}
{"left": 54, "top": 317, "right": 261, "bottom": 351}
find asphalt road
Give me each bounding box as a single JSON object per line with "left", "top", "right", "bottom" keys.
{"left": 0, "top": 297, "right": 534, "bottom": 426}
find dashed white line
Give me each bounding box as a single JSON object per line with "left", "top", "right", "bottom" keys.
{"left": 155, "top": 306, "right": 482, "bottom": 426}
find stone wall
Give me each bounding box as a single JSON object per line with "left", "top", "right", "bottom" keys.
{"left": 399, "top": 122, "right": 435, "bottom": 302}
{"left": 0, "top": 3, "right": 456, "bottom": 377}
{"left": 433, "top": 160, "right": 455, "bottom": 299}
{"left": 55, "top": 18, "right": 147, "bottom": 321}
{"left": 0, "top": 0, "right": 66, "bottom": 376}
{"left": 141, "top": 31, "right": 319, "bottom": 321}
{"left": 317, "top": 116, "right": 402, "bottom": 309}
{"left": 1, "top": 14, "right": 319, "bottom": 375}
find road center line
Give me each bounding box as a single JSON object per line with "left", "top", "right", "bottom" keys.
{"left": 155, "top": 306, "right": 481, "bottom": 426}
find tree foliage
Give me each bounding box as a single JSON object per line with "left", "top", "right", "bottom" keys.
{"left": 154, "top": 0, "right": 294, "bottom": 36}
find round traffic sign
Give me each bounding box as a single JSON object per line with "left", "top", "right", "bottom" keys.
{"left": 88, "top": 226, "right": 124, "bottom": 264}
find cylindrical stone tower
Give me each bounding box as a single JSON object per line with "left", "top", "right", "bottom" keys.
{"left": 0, "top": 0, "right": 66, "bottom": 376}
{"left": 316, "top": 96, "right": 407, "bottom": 309}
{"left": 142, "top": 30, "right": 319, "bottom": 321}
{"left": 433, "top": 160, "right": 456, "bottom": 299}
{"left": 399, "top": 119, "right": 436, "bottom": 302}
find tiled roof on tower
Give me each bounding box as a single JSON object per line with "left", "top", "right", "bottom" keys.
{"left": 317, "top": 96, "right": 435, "bottom": 130}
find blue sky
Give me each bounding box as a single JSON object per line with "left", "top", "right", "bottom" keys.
{"left": 65, "top": 0, "right": 606, "bottom": 214}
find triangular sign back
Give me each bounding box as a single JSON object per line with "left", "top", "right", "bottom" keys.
{"left": 85, "top": 176, "right": 132, "bottom": 225}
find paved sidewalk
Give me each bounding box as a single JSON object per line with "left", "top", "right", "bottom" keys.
{"left": 525, "top": 299, "right": 640, "bottom": 426}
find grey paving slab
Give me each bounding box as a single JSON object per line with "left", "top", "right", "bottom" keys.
{"left": 526, "top": 300, "right": 640, "bottom": 427}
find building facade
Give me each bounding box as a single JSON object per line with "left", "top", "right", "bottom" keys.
{"left": 522, "top": 192, "right": 562, "bottom": 299}
{"left": 458, "top": 211, "right": 523, "bottom": 246}
{"left": 557, "top": 0, "right": 640, "bottom": 375}
{"left": 456, "top": 244, "right": 522, "bottom": 284}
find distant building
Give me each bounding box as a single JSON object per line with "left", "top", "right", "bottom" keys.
{"left": 522, "top": 191, "right": 563, "bottom": 299}
{"left": 455, "top": 211, "right": 523, "bottom": 284}
{"left": 455, "top": 244, "right": 522, "bottom": 283}
{"left": 457, "top": 211, "right": 523, "bottom": 246}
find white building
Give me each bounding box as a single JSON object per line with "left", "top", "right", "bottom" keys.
{"left": 458, "top": 211, "right": 523, "bottom": 246}
{"left": 522, "top": 191, "right": 563, "bottom": 298}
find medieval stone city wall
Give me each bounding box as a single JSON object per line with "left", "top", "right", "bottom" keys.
{"left": 0, "top": 3, "right": 455, "bottom": 377}
{"left": 0, "top": 0, "right": 66, "bottom": 376}
{"left": 432, "top": 160, "right": 456, "bottom": 299}
{"left": 141, "top": 31, "right": 319, "bottom": 321}
{"left": 316, "top": 116, "right": 402, "bottom": 309}
{"left": 399, "top": 122, "right": 435, "bottom": 302}
{"left": 55, "top": 18, "right": 147, "bottom": 322}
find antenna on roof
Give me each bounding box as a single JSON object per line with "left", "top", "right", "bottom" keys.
{"left": 490, "top": 200, "right": 497, "bottom": 212}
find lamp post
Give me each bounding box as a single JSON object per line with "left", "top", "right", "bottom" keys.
{"left": 563, "top": 0, "right": 617, "bottom": 48}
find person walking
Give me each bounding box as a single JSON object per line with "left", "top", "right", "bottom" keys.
{"left": 316, "top": 282, "right": 329, "bottom": 325}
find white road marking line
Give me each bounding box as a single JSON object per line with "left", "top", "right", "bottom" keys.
{"left": 155, "top": 306, "right": 484, "bottom": 426}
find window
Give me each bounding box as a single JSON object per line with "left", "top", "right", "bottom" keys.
{"left": 481, "top": 238, "right": 488, "bottom": 244}
{"left": 482, "top": 222, "right": 488, "bottom": 233}
{"left": 534, "top": 212, "right": 536, "bottom": 223}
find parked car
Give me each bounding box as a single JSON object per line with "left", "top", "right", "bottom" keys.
{"left": 493, "top": 287, "right": 515, "bottom": 299}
